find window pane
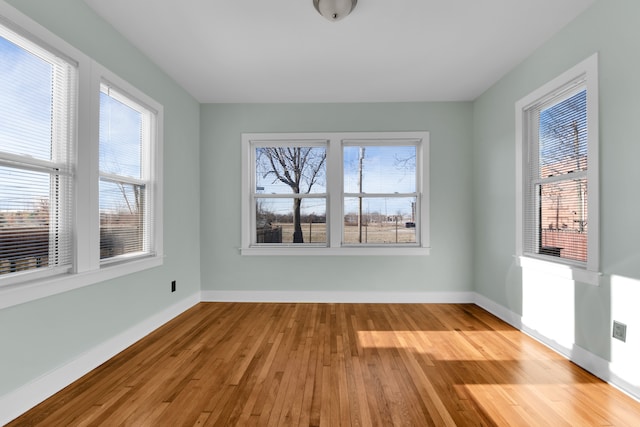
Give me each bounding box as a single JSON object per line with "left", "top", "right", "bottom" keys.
{"left": 0, "top": 167, "right": 52, "bottom": 274}
{"left": 0, "top": 35, "right": 53, "bottom": 160}
{"left": 0, "top": 25, "right": 75, "bottom": 280}
{"left": 99, "top": 84, "right": 155, "bottom": 263}
{"left": 100, "top": 179, "right": 146, "bottom": 259}
{"left": 100, "top": 89, "right": 143, "bottom": 179}
{"left": 255, "top": 198, "right": 326, "bottom": 244}
{"left": 343, "top": 197, "right": 417, "bottom": 244}
{"left": 344, "top": 146, "right": 416, "bottom": 194}
{"left": 538, "top": 179, "right": 587, "bottom": 262}
{"left": 539, "top": 90, "right": 587, "bottom": 178}
{"left": 255, "top": 146, "right": 326, "bottom": 194}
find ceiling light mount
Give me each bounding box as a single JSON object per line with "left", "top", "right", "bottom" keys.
{"left": 313, "top": 0, "right": 357, "bottom": 22}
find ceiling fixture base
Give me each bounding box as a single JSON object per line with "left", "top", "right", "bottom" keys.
{"left": 313, "top": 0, "right": 357, "bottom": 22}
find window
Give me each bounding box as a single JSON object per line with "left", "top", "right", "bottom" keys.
{"left": 99, "top": 83, "right": 157, "bottom": 262}
{"left": 242, "top": 132, "right": 429, "bottom": 255}
{"left": 254, "top": 142, "right": 328, "bottom": 245}
{"left": 516, "top": 54, "right": 599, "bottom": 283}
{"left": 343, "top": 143, "right": 419, "bottom": 245}
{"left": 0, "top": 4, "right": 163, "bottom": 308}
{"left": 0, "top": 21, "right": 76, "bottom": 280}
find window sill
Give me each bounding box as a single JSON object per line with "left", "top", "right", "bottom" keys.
{"left": 0, "top": 255, "right": 163, "bottom": 310}
{"left": 516, "top": 255, "right": 601, "bottom": 286}
{"left": 241, "top": 246, "right": 430, "bottom": 256}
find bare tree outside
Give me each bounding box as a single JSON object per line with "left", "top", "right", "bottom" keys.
{"left": 257, "top": 147, "right": 326, "bottom": 243}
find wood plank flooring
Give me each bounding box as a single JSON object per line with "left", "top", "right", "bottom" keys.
{"left": 9, "top": 303, "right": 640, "bottom": 426}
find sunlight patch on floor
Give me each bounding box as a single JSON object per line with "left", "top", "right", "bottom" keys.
{"left": 356, "top": 330, "right": 563, "bottom": 361}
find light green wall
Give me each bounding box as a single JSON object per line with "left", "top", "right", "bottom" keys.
{"left": 5, "top": 0, "right": 638, "bottom": 407}
{"left": 0, "top": 0, "right": 201, "bottom": 395}
{"left": 473, "top": 0, "right": 640, "bottom": 362}
{"left": 200, "top": 103, "right": 474, "bottom": 293}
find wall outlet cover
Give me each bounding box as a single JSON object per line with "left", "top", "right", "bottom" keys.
{"left": 613, "top": 321, "right": 627, "bottom": 342}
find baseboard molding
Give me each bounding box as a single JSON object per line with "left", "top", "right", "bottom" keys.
{"left": 473, "top": 293, "right": 640, "bottom": 401}
{"left": 0, "top": 293, "right": 200, "bottom": 426}
{"left": 201, "top": 290, "right": 477, "bottom": 304}
{"left": 570, "top": 344, "right": 640, "bottom": 400}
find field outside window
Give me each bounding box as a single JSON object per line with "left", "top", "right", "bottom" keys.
{"left": 242, "top": 132, "right": 429, "bottom": 255}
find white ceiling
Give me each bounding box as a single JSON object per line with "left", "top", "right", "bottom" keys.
{"left": 83, "top": 0, "right": 596, "bottom": 104}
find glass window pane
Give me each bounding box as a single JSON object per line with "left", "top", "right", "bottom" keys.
{"left": 343, "top": 197, "right": 417, "bottom": 244}
{"left": 99, "top": 90, "right": 143, "bottom": 179}
{"left": 100, "top": 179, "right": 146, "bottom": 259}
{"left": 539, "top": 90, "right": 587, "bottom": 178}
{"left": 0, "top": 166, "right": 52, "bottom": 274}
{"left": 0, "top": 35, "right": 53, "bottom": 160}
{"left": 538, "top": 179, "right": 587, "bottom": 262}
{"left": 344, "top": 146, "right": 416, "bottom": 194}
{"left": 255, "top": 198, "right": 326, "bottom": 244}
{"left": 255, "top": 146, "right": 326, "bottom": 194}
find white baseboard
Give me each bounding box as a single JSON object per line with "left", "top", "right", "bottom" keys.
{"left": 473, "top": 293, "right": 640, "bottom": 401}
{"left": 201, "top": 290, "right": 476, "bottom": 304}
{"left": 0, "top": 293, "right": 200, "bottom": 426}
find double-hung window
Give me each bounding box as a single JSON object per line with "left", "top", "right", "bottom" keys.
{"left": 0, "top": 3, "right": 163, "bottom": 308}
{"left": 99, "top": 82, "right": 157, "bottom": 262}
{"left": 242, "top": 132, "right": 429, "bottom": 255}
{"left": 0, "top": 22, "right": 76, "bottom": 281}
{"left": 516, "top": 53, "right": 599, "bottom": 283}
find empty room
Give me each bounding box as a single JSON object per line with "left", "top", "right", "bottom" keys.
{"left": 1, "top": 0, "right": 640, "bottom": 425}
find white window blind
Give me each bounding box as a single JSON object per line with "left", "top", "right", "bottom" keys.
{"left": 99, "top": 83, "right": 154, "bottom": 261}
{"left": 0, "top": 23, "right": 75, "bottom": 278}
{"left": 524, "top": 85, "right": 588, "bottom": 264}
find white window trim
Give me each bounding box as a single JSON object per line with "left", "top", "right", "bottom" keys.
{"left": 241, "top": 131, "right": 430, "bottom": 256}
{"left": 515, "top": 53, "right": 600, "bottom": 285}
{"left": 0, "top": 2, "right": 163, "bottom": 309}
{"left": 97, "top": 77, "right": 161, "bottom": 265}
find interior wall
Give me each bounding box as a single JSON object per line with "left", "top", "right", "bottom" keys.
{"left": 6, "top": 0, "right": 638, "bottom": 414}
{"left": 200, "top": 102, "right": 474, "bottom": 296}
{"left": 473, "top": 0, "right": 640, "bottom": 393}
{"left": 0, "top": 0, "right": 201, "bottom": 397}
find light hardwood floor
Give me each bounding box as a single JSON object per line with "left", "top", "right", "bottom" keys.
{"left": 9, "top": 303, "right": 640, "bottom": 426}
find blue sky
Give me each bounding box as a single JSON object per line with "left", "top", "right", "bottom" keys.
{"left": 539, "top": 89, "right": 587, "bottom": 170}
{"left": 1, "top": 32, "right": 145, "bottom": 214}
{"left": 99, "top": 89, "right": 146, "bottom": 214}
{"left": 99, "top": 90, "right": 143, "bottom": 180}
{"left": 0, "top": 36, "right": 53, "bottom": 160}
{"left": 0, "top": 36, "right": 53, "bottom": 211}
{"left": 256, "top": 145, "right": 418, "bottom": 218}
